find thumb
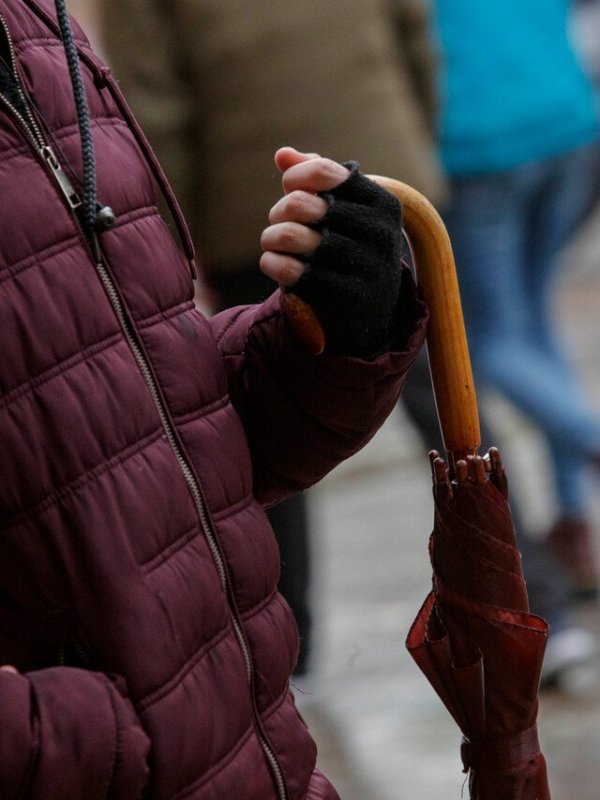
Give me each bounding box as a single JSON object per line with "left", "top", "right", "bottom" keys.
{"left": 274, "top": 146, "right": 321, "bottom": 174}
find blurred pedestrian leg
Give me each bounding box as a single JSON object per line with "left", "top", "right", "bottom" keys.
{"left": 443, "top": 142, "right": 600, "bottom": 598}
{"left": 433, "top": 0, "right": 600, "bottom": 603}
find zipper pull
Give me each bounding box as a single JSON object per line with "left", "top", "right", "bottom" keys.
{"left": 40, "top": 144, "right": 82, "bottom": 211}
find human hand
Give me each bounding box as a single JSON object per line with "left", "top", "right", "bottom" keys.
{"left": 0, "top": 665, "right": 18, "bottom": 673}
{"left": 262, "top": 147, "right": 406, "bottom": 359}
{"left": 260, "top": 147, "right": 350, "bottom": 287}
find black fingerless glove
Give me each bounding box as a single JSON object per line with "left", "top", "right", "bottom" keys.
{"left": 290, "top": 161, "right": 410, "bottom": 359}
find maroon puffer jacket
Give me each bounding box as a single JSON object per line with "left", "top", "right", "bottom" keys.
{"left": 0, "top": 2, "right": 426, "bottom": 799}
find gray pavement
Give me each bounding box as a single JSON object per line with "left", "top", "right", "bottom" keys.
{"left": 295, "top": 210, "right": 600, "bottom": 800}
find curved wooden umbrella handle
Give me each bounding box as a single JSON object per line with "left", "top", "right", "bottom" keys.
{"left": 282, "top": 176, "right": 480, "bottom": 465}
{"left": 373, "top": 177, "right": 480, "bottom": 464}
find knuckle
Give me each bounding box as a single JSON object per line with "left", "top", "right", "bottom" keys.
{"left": 282, "top": 258, "right": 303, "bottom": 284}
{"left": 315, "top": 157, "right": 339, "bottom": 178}
{"left": 322, "top": 159, "right": 349, "bottom": 187}
{"left": 279, "top": 222, "right": 300, "bottom": 250}
{"left": 286, "top": 191, "right": 306, "bottom": 216}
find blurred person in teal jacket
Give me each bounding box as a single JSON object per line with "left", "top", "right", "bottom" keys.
{"left": 433, "top": 0, "right": 600, "bottom": 605}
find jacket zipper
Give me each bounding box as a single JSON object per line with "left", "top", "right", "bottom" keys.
{"left": 89, "top": 262, "right": 287, "bottom": 799}
{"left": 90, "top": 163, "right": 288, "bottom": 800}
{"left": 0, "top": 15, "right": 80, "bottom": 212}
{"left": 58, "top": 638, "right": 91, "bottom": 668}
{"left": 96, "top": 256, "right": 287, "bottom": 798}
{"left": 1, "top": 13, "right": 287, "bottom": 797}
{"left": 0, "top": 8, "right": 233, "bottom": 625}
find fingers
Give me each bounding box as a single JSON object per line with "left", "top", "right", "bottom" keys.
{"left": 260, "top": 219, "right": 320, "bottom": 286}
{"left": 282, "top": 158, "right": 349, "bottom": 195}
{"left": 260, "top": 219, "right": 320, "bottom": 285}
{"left": 259, "top": 251, "right": 305, "bottom": 287}
{"left": 261, "top": 221, "right": 321, "bottom": 255}
{"left": 261, "top": 147, "right": 349, "bottom": 288}
{"left": 260, "top": 208, "right": 322, "bottom": 288}
{"left": 275, "top": 146, "right": 349, "bottom": 194}
{"left": 268, "top": 190, "right": 328, "bottom": 225}
{"left": 274, "top": 147, "right": 321, "bottom": 173}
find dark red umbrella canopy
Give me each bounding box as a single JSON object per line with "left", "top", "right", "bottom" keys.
{"left": 406, "top": 449, "right": 550, "bottom": 799}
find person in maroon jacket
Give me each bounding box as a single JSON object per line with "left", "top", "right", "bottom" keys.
{"left": 0, "top": 2, "right": 426, "bottom": 798}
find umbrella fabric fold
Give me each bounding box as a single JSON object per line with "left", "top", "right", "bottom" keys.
{"left": 406, "top": 449, "right": 550, "bottom": 800}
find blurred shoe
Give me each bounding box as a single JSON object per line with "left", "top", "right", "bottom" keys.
{"left": 545, "top": 516, "right": 599, "bottom": 602}
{"left": 540, "top": 626, "right": 597, "bottom": 689}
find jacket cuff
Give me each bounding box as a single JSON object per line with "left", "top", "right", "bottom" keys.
{"left": 8, "top": 668, "right": 150, "bottom": 800}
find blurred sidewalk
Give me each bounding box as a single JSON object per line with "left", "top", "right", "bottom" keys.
{"left": 298, "top": 207, "right": 600, "bottom": 800}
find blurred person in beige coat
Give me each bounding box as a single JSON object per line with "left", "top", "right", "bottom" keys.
{"left": 66, "top": 0, "right": 102, "bottom": 49}
{"left": 102, "top": 0, "right": 446, "bottom": 278}
{"left": 100, "top": 0, "right": 446, "bottom": 677}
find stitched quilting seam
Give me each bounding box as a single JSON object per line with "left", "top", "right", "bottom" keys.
{"left": 3, "top": 428, "right": 164, "bottom": 529}
{"left": 0, "top": 233, "right": 80, "bottom": 284}
{"left": 108, "top": 203, "right": 158, "bottom": 231}
{"left": 0, "top": 136, "right": 37, "bottom": 166}
{"left": 168, "top": 725, "right": 255, "bottom": 800}
{"left": 136, "top": 625, "right": 231, "bottom": 711}
{"left": 261, "top": 684, "right": 289, "bottom": 723}
{"left": 172, "top": 395, "right": 230, "bottom": 428}
{"left": 12, "top": 36, "right": 87, "bottom": 53}
{"left": 0, "top": 332, "right": 122, "bottom": 411}
{"left": 140, "top": 522, "right": 200, "bottom": 574}
{"left": 208, "top": 491, "right": 254, "bottom": 523}
{"left": 0, "top": 115, "right": 129, "bottom": 168}
{"left": 213, "top": 305, "right": 252, "bottom": 349}
{"left": 32, "top": 114, "right": 130, "bottom": 141}
{"left": 1, "top": 304, "right": 204, "bottom": 414}
{"left": 239, "top": 588, "right": 279, "bottom": 625}
{"left": 136, "top": 300, "right": 195, "bottom": 331}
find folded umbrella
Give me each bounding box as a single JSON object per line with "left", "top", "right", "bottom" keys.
{"left": 285, "top": 176, "right": 551, "bottom": 799}
{"left": 407, "top": 449, "right": 550, "bottom": 798}
{"left": 381, "top": 177, "right": 551, "bottom": 800}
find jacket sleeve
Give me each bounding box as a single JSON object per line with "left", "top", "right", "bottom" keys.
{"left": 210, "top": 276, "right": 427, "bottom": 506}
{"left": 1, "top": 667, "right": 150, "bottom": 800}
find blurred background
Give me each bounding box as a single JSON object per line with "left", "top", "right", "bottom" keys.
{"left": 67, "top": 2, "right": 600, "bottom": 797}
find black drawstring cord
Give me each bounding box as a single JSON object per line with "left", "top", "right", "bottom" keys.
{"left": 24, "top": 0, "right": 194, "bottom": 272}
{"left": 53, "top": 0, "right": 114, "bottom": 243}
